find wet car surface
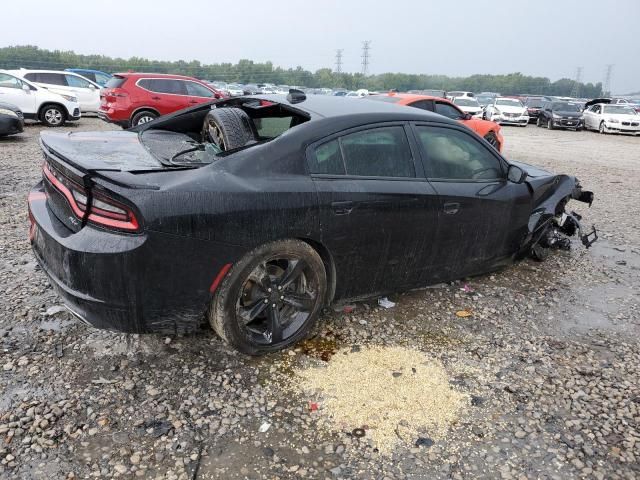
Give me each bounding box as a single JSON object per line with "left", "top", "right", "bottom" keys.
{"left": 27, "top": 95, "right": 594, "bottom": 355}
{"left": 1, "top": 119, "right": 639, "bottom": 479}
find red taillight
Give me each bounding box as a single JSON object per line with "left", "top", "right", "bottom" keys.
{"left": 42, "top": 163, "right": 139, "bottom": 232}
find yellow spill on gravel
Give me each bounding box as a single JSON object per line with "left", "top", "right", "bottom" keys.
{"left": 296, "top": 345, "right": 467, "bottom": 454}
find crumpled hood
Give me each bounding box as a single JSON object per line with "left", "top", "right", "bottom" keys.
{"left": 40, "top": 130, "right": 163, "bottom": 171}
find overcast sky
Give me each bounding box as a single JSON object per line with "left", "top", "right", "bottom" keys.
{"left": 2, "top": 0, "right": 639, "bottom": 93}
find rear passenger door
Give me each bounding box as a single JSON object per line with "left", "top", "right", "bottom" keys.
{"left": 308, "top": 123, "right": 440, "bottom": 299}
{"left": 137, "top": 79, "right": 188, "bottom": 115}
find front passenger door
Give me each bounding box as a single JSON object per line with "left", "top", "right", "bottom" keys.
{"left": 413, "top": 124, "right": 531, "bottom": 281}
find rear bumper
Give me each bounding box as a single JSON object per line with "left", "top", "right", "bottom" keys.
{"left": 28, "top": 181, "right": 242, "bottom": 334}
{"left": 97, "top": 110, "right": 129, "bottom": 129}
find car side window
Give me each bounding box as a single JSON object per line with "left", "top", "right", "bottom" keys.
{"left": 141, "top": 79, "right": 186, "bottom": 95}
{"left": 416, "top": 126, "right": 503, "bottom": 181}
{"left": 32, "top": 73, "right": 68, "bottom": 86}
{"left": 340, "top": 126, "right": 415, "bottom": 178}
{"left": 0, "top": 73, "right": 21, "bottom": 89}
{"left": 434, "top": 102, "right": 464, "bottom": 120}
{"left": 592, "top": 105, "right": 600, "bottom": 114}
{"left": 408, "top": 100, "right": 434, "bottom": 111}
{"left": 66, "top": 75, "right": 92, "bottom": 89}
{"left": 185, "top": 81, "right": 214, "bottom": 98}
{"left": 310, "top": 138, "right": 345, "bottom": 175}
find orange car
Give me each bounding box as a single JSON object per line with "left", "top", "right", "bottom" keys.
{"left": 367, "top": 93, "right": 504, "bottom": 151}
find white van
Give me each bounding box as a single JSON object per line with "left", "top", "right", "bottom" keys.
{"left": 0, "top": 70, "right": 81, "bottom": 126}
{"left": 9, "top": 69, "right": 101, "bottom": 113}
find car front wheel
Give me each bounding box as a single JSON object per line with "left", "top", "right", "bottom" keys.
{"left": 547, "top": 117, "right": 554, "bottom": 130}
{"left": 599, "top": 122, "right": 606, "bottom": 134}
{"left": 209, "top": 239, "right": 327, "bottom": 355}
{"left": 40, "top": 105, "right": 66, "bottom": 127}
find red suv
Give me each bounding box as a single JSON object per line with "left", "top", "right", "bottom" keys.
{"left": 99, "top": 73, "right": 226, "bottom": 128}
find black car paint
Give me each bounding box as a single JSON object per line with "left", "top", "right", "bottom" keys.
{"left": 29, "top": 95, "right": 594, "bottom": 335}
{"left": 0, "top": 102, "right": 24, "bottom": 136}
{"left": 538, "top": 102, "right": 584, "bottom": 129}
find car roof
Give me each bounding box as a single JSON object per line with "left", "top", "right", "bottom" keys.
{"left": 66, "top": 68, "right": 110, "bottom": 75}
{"left": 248, "top": 93, "right": 456, "bottom": 124}
{"left": 112, "top": 72, "right": 202, "bottom": 80}
{"left": 368, "top": 93, "right": 447, "bottom": 103}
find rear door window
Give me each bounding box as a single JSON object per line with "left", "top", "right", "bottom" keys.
{"left": 310, "top": 139, "right": 345, "bottom": 175}
{"left": 139, "top": 79, "right": 186, "bottom": 95}
{"left": 26, "top": 72, "right": 68, "bottom": 86}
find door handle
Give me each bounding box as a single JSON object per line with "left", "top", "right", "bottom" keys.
{"left": 151, "top": 96, "right": 161, "bottom": 100}
{"left": 443, "top": 202, "right": 460, "bottom": 215}
{"left": 331, "top": 201, "right": 354, "bottom": 215}
{"left": 189, "top": 100, "right": 199, "bottom": 104}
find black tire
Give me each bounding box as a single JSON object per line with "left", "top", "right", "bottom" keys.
{"left": 531, "top": 244, "right": 550, "bottom": 262}
{"left": 209, "top": 239, "right": 327, "bottom": 355}
{"left": 546, "top": 117, "right": 554, "bottom": 130}
{"left": 536, "top": 117, "right": 542, "bottom": 127}
{"left": 131, "top": 110, "right": 158, "bottom": 127}
{"left": 202, "top": 107, "right": 256, "bottom": 151}
{"left": 599, "top": 121, "right": 606, "bottom": 134}
{"left": 39, "top": 104, "right": 67, "bottom": 127}
{"left": 483, "top": 132, "right": 500, "bottom": 150}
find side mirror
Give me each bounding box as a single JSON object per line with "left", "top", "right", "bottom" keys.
{"left": 22, "top": 84, "right": 31, "bottom": 92}
{"left": 214, "top": 93, "right": 221, "bottom": 99}
{"left": 507, "top": 164, "right": 527, "bottom": 184}
{"left": 462, "top": 113, "right": 473, "bottom": 120}
{"left": 89, "top": 84, "right": 96, "bottom": 90}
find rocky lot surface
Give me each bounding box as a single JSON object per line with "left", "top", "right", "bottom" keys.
{"left": 0, "top": 118, "right": 639, "bottom": 479}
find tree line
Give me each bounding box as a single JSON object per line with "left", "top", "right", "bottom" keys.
{"left": 0, "top": 45, "right": 603, "bottom": 97}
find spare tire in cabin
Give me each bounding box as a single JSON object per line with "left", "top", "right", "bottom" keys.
{"left": 201, "top": 107, "right": 256, "bottom": 151}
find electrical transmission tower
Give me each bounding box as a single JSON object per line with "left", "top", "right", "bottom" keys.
{"left": 570, "top": 67, "right": 583, "bottom": 98}
{"left": 335, "top": 49, "right": 343, "bottom": 73}
{"left": 603, "top": 64, "right": 614, "bottom": 96}
{"left": 361, "top": 41, "right": 371, "bottom": 76}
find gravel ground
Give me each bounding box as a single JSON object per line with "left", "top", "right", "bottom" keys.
{"left": 1, "top": 119, "right": 639, "bottom": 479}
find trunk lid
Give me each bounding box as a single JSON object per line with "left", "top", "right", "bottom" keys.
{"left": 41, "top": 131, "right": 162, "bottom": 172}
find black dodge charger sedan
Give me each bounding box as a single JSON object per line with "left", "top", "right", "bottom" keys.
{"left": 28, "top": 92, "right": 595, "bottom": 354}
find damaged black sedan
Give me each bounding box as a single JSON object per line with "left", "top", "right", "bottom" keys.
{"left": 28, "top": 92, "right": 596, "bottom": 354}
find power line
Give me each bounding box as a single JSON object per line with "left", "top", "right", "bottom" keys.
{"left": 570, "top": 67, "right": 582, "bottom": 98}
{"left": 361, "top": 41, "right": 371, "bottom": 76}
{"left": 603, "top": 64, "right": 614, "bottom": 96}
{"left": 335, "top": 49, "right": 343, "bottom": 74}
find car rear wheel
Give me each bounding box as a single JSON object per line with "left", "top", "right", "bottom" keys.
{"left": 536, "top": 117, "right": 542, "bottom": 127}
{"left": 131, "top": 111, "right": 158, "bottom": 126}
{"left": 209, "top": 239, "right": 327, "bottom": 355}
{"left": 483, "top": 132, "right": 500, "bottom": 150}
{"left": 40, "top": 105, "right": 66, "bottom": 127}
{"left": 202, "top": 107, "right": 256, "bottom": 151}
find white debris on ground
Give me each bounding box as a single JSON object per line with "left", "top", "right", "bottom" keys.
{"left": 295, "top": 345, "right": 467, "bottom": 454}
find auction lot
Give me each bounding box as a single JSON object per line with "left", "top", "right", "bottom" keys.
{"left": 1, "top": 119, "right": 639, "bottom": 479}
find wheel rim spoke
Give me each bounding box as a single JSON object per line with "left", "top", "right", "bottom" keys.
{"left": 280, "top": 259, "right": 306, "bottom": 288}
{"left": 282, "top": 292, "right": 315, "bottom": 311}
{"left": 238, "top": 297, "right": 268, "bottom": 324}
{"left": 267, "top": 306, "right": 283, "bottom": 343}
